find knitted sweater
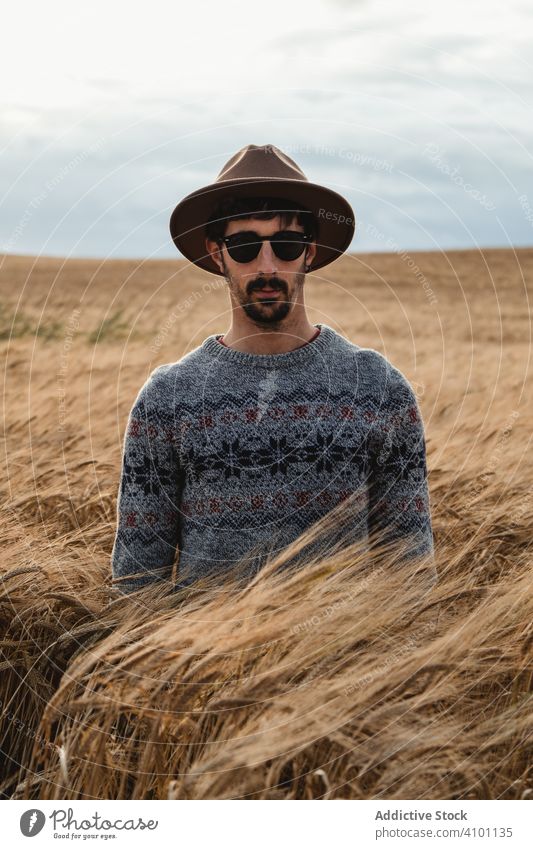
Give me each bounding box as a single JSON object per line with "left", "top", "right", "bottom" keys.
{"left": 111, "top": 323, "right": 435, "bottom": 593}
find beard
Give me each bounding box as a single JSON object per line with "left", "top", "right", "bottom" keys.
{"left": 223, "top": 258, "right": 306, "bottom": 326}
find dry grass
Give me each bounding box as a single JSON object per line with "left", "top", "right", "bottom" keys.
{"left": 0, "top": 247, "right": 531, "bottom": 799}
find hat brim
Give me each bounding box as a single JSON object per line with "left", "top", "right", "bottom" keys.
{"left": 169, "top": 177, "right": 355, "bottom": 275}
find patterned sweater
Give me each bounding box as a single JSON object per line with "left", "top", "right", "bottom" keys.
{"left": 111, "top": 323, "right": 436, "bottom": 593}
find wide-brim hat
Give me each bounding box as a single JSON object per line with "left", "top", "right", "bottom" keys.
{"left": 169, "top": 144, "right": 355, "bottom": 275}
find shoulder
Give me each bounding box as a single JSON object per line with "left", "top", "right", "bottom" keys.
{"left": 136, "top": 343, "right": 208, "bottom": 406}
{"left": 328, "top": 328, "right": 420, "bottom": 404}
{"left": 354, "top": 345, "right": 423, "bottom": 412}
{"left": 357, "top": 346, "right": 408, "bottom": 384}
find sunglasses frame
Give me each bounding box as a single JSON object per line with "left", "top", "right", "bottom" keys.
{"left": 219, "top": 229, "right": 314, "bottom": 264}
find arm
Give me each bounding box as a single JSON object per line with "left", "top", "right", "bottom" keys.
{"left": 111, "top": 368, "right": 181, "bottom": 594}
{"left": 367, "top": 369, "right": 437, "bottom": 592}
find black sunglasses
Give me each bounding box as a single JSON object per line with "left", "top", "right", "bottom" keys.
{"left": 219, "top": 230, "right": 313, "bottom": 264}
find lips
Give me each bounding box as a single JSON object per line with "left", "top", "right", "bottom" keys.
{"left": 255, "top": 289, "right": 281, "bottom": 298}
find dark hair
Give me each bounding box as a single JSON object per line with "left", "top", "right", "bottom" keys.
{"left": 205, "top": 196, "right": 317, "bottom": 243}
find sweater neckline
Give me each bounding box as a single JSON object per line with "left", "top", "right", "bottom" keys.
{"left": 218, "top": 325, "right": 321, "bottom": 351}
{"left": 201, "top": 323, "right": 335, "bottom": 368}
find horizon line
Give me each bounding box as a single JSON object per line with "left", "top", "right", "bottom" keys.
{"left": 1, "top": 243, "right": 533, "bottom": 265}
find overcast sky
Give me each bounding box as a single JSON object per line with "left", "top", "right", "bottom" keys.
{"left": 1, "top": 0, "right": 532, "bottom": 261}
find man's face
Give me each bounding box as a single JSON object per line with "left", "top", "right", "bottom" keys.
{"left": 205, "top": 215, "right": 316, "bottom": 326}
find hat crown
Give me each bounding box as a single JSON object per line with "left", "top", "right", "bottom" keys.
{"left": 216, "top": 144, "right": 308, "bottom": 184}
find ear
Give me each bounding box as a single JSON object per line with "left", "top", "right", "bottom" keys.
{"left": 205, "top": 238, "right": 224, "bottom": 274}
{"left": 305, "top": 239, "right": 317, "bottom": 270}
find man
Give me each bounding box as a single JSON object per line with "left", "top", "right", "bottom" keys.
{"left": 111, "top": 143, "right": 436, "bottom": 594}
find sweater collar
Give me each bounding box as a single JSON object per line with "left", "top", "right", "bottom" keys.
{"left": 201, "top": 323, "right": 336, "bottom": 368}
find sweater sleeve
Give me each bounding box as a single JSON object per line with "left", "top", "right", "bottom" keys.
{"left": 367, "top": 368, "right": 437, "bottom": 589}
{"left": 111, "top": 368, "right": 181, "bottom": 594}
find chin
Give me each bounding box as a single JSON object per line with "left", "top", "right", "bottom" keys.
{"left": 243, "top": 303, "right": 292, "bottom": 324}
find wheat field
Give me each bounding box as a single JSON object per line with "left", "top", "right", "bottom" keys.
{"left": 0, "top": 247, "right": 531, "bottom": 800}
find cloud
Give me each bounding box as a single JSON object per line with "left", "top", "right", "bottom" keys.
{"left": 0, "top": 0, "right": 531, "bottom": 259}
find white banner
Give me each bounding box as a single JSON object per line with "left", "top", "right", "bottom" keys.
{"left": 3, "top": 799, "right": 531, "bottom": 848}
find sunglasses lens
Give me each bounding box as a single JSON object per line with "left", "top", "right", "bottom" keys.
{"left": 227, "top": 245, "right": 260, "bottom": 263}
{"left": 271, "top": 231, "right": 308, "bottom": 261}
{"left": 272, "top": 243, "right": 305, "bottom": 261}
{"left": 225, "top": 235, "right": 261, "bottom": 264}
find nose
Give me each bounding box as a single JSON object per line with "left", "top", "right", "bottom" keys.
{"left": 254, "top": 238, "right": 278, "bottom": 275}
